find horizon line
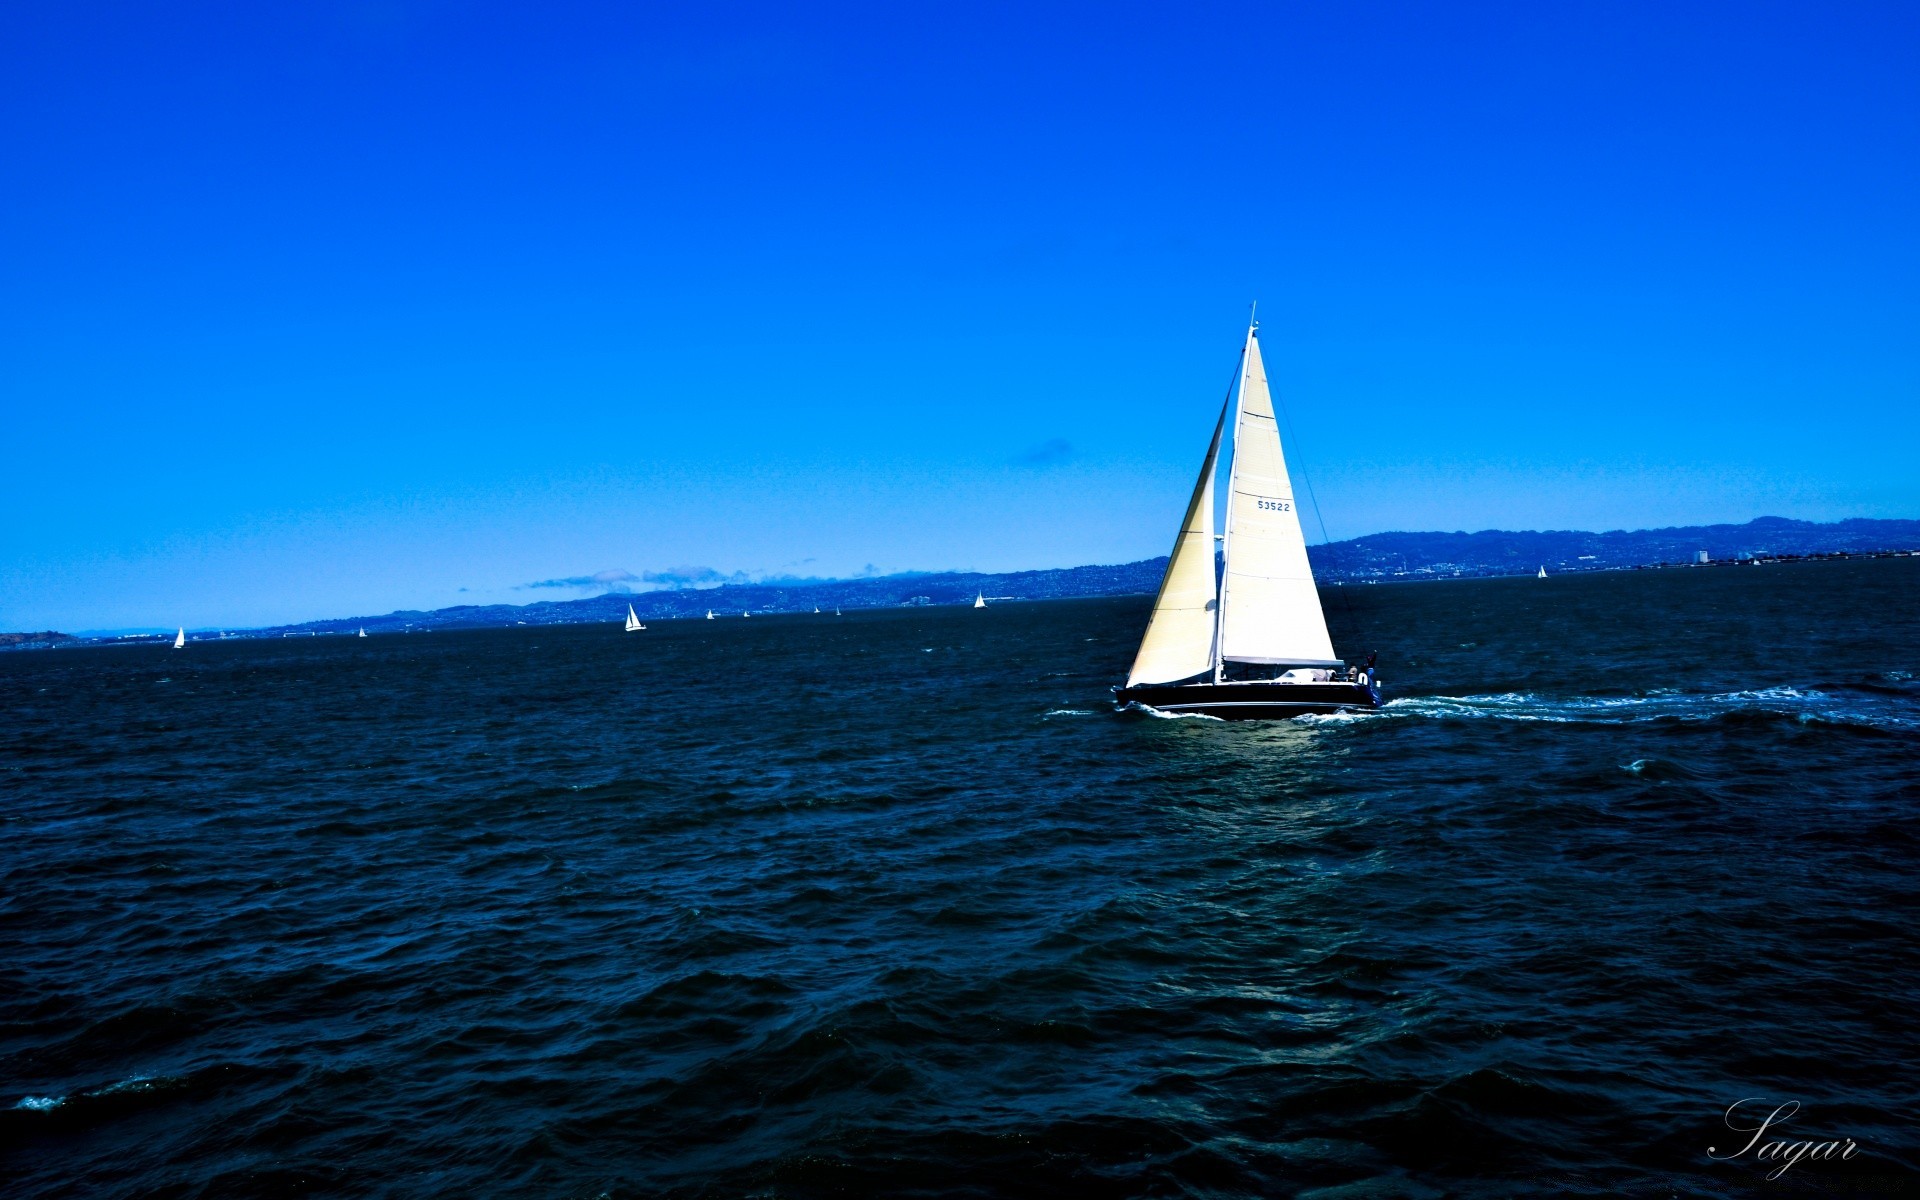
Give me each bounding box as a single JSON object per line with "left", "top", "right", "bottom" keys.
{"left": 35, "top": 513, "right": 1920, "bottom": 638}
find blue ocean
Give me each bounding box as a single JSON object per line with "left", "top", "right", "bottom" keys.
{"left": 4, "top": 559, "right": 1916, "bottom": 1196}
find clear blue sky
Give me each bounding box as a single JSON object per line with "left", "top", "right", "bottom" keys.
{"left": 3, "top": 1, "right": 1915, "bottom": 631}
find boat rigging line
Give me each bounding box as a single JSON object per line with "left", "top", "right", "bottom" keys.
{"left": 1265, "top": 323, "right": 1362, "bottom": 638}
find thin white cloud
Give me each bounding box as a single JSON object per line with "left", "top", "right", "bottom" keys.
{"left": 1016, "top": 438, "right": 1073, "bottom": 467}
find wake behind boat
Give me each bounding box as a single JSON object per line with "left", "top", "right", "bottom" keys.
{"left": 1114, "top": 317, "right": 1380, "bottom": 720}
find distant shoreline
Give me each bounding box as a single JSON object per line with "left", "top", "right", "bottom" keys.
{"left": 9, "top": 545, "right": 1917, "bottom": 650}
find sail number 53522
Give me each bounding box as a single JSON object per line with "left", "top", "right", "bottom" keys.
{"left": 1256, "top": 499, "right": 1293, "bottom": 512}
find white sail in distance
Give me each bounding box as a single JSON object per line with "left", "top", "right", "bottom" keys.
{"left": 974, "top": 592, "right": 986, "bottom": 608}
{"left": 1217, "top": 327, "right": 1339, "bottom": 667}
{"left": 1126, "top": 396, "right": 1230, "bottom": 687}
{"left": 625, "top": 605, "right": 643, "bottom": 632}
{"left": 172, "top": 627, "right": 185, "bottom": 649}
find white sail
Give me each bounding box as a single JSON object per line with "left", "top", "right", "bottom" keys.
{"left": 974, "top": 592, "right": 986, "bottom": 608}
{"left": 1538, "top": 565, "right": 1547, "bottom": 578}
{"left": 1126, "top": 397, "right": 1229, "bottom": 687}
{"left": 358, "top": 628, "right": 366, "bottom": 637}
{"left": 625, "top": 604, "right": 643, "bottom": 632}
{"left": 1217, "top": 328, "right": 1339, "bottom": 667}
{"left": 814, "top": 606, "right": 821, "bottom": 613}
{"left": 706, "top": 610, "right": 714, "bottom": 619}
{"left": 172, "top": 627, "right": 185, "bottom": 649}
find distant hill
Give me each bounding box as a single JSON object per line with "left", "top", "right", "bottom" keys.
{"left": 1309, "top": 516, "right": 1920, "bottom": 580}
{"left": 249, "top": 560, "right": 1165, "bottom": 637}
{"left": 0, "top": 631, "right": 77, "bottom": 649}
{"left": 22, "top": 516, "right": 1913, "bottom": 646}
{"left": 219, "top": 516, "right": 1920, "bottom": 639}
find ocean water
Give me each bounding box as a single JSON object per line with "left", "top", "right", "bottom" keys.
{"left": 3, "top": 559, "right": 1916, "bottom": 1198}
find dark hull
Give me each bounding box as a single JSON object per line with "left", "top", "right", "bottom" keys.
{"left": 1115, "top": 679, "right": 1381, "bottom": 720}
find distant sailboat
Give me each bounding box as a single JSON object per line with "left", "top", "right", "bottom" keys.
{"left": 743, "top": 611, "right": 750, "bottom": 618}
{"left": 1537, "top": 565, "right": 1548, "bottom": 578}
{"left": 1114, "top": 315, "right": 1380, "bottom": 719}
{"left": 974, "top": 592, "right": 987, "bottom": 609}
{"left": 814, "top": 606, "right": 821, "bottom": 614}
{"left": 835, "top": 606, "right": 842, "bottom": 616}
{"left": 624, "top": 605, "right": 645, "bottom": 632}
{"left": 172, "top": 627, "right": 186, "bottom": 649}
{"left": 358, "top": 628, "right": 367, "bottom": 638}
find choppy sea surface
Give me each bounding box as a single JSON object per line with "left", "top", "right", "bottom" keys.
{"left": 4, "top": 559, "right": 1917, "bottom": 1198}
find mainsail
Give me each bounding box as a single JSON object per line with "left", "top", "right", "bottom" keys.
{"left": 1125, "top": 396, "right": 1229, "bottom": 687}
{"left": 1115, "top": 315, "right": 1379, "bottom": 718}
{"left": 1216, "top": 327, "right": 1338, "bottom": 668}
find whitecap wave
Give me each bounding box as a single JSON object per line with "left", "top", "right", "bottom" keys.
{"left": 1351, "top": 687, "right": 1914, "bottom": 730}
{"left": 12, "top": 1074, "right": 172, "bottom": 1115}
{"left": 89, "top": 1075, "right": 168, "bottom": 1098}
{"left": 1126, "top": 702, "right": 1225, "bottom": 722}
{"left": 1291, "top": 708, "right": 1377, "bottom": 725}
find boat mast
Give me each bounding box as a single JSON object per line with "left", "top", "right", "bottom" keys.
{"left": 1212, "top": 308, "right": 1256, "bottom": 684}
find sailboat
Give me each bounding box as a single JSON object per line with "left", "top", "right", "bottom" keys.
{"left": 814, "top": 606, "right": 821, "bottom": 614}
{"left": 706, "top": 610, "right": 714, "bottom": 620}
{"left": 974, "top": 592, "right": 987, "bottom": 609}
{"left": 358, "top": 628, "right": 367, "bottom": 638}
{"left": 1114, "top": 317, "right": 1380, "bottom": 719}
{"left": 1537, "top": 565, "right": 1548, "bottom": 578}
{"left": 172, "top": 627, "right": 186, "bottom": 649}
{"left": 624, "top": 604, "right": 645, "bottom": 632}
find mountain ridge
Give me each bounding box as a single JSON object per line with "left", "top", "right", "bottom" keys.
{"left": 15, "top": 517, "right": 1919, "bottom": 644}
{"left": 204, "top": 516, "right": 1920, "bottom": 638}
